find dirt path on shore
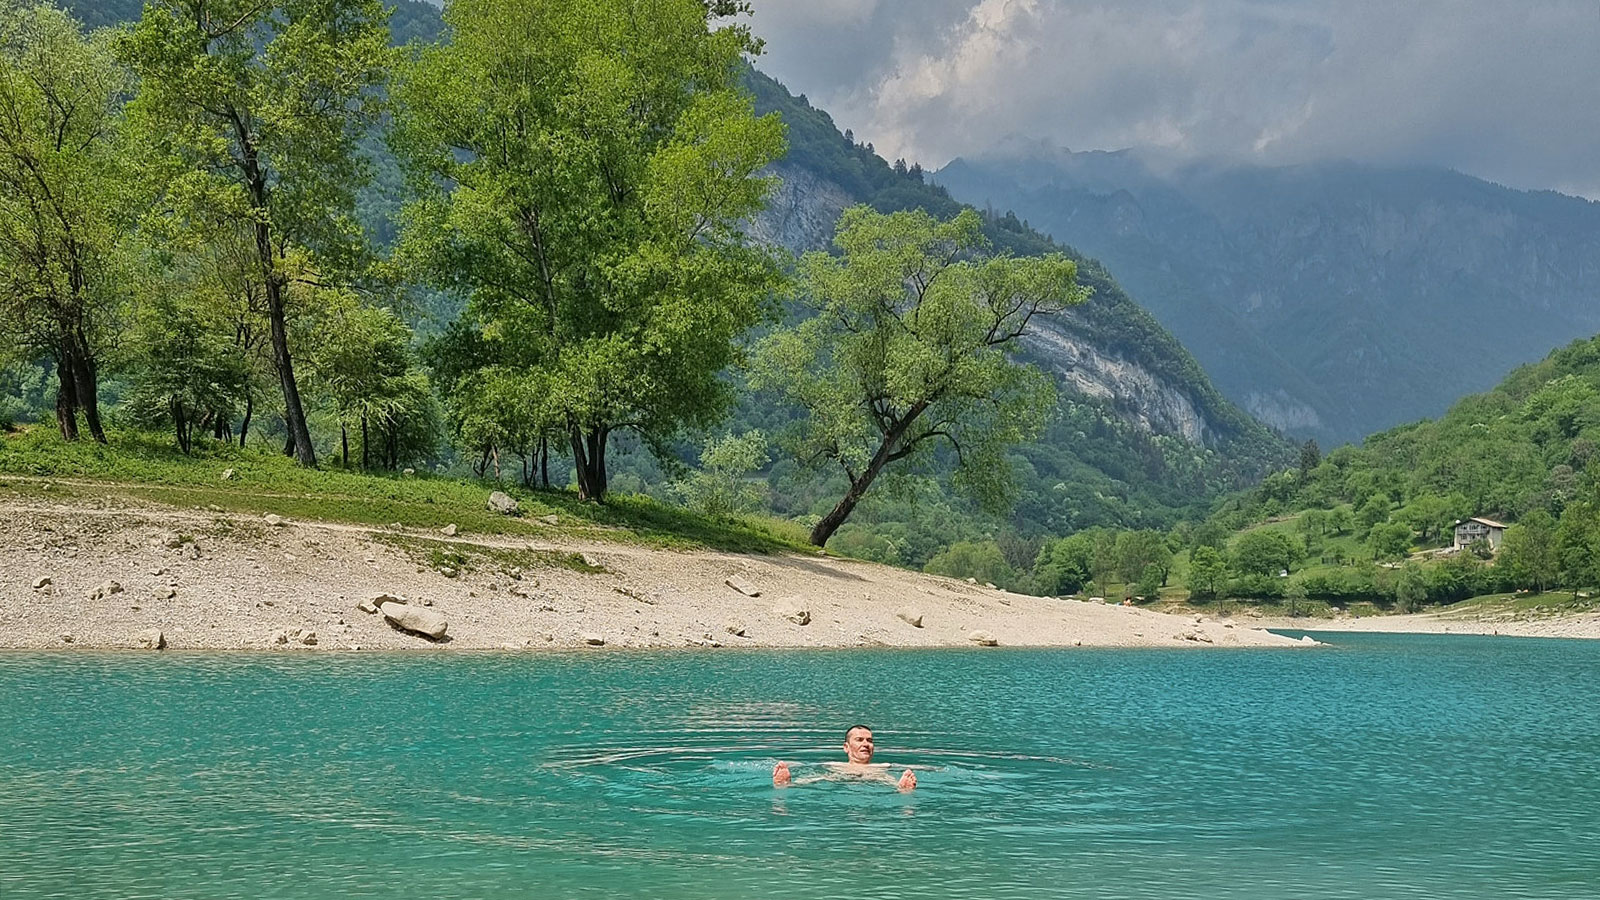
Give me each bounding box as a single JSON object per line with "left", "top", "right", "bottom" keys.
{"left": 0, "top": 492, "right": 1308, "bottom": 652}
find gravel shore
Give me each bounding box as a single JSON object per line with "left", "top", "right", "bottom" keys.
{"left": 1, "top": 495, "right": 1309, "bottom": 652}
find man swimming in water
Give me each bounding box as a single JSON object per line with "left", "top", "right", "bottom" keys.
{"left": 772, "top": 725, "right": 916, "bottom": 791}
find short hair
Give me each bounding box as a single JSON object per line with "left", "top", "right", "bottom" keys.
{"left": 845, "top": 724, "right": 873, "bottom": 739}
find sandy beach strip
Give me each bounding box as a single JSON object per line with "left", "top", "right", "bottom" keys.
{"left": 0, "top": 498, "right": 1310, "bottom": 652}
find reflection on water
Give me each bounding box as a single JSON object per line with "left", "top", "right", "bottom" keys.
{"left": 2, "top": 635, "right": 1599, "bottom": 899}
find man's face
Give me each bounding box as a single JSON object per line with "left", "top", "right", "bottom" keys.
{"left": 843, "top": 728, "right": 875, "bottom": 763}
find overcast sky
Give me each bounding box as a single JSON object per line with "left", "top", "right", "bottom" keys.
{"left": 744, "top": 0, "right": 1600, "bottom": 198}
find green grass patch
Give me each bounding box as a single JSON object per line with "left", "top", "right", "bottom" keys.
{"left": 0, "top": 427, "right": 812, "bottom": 555}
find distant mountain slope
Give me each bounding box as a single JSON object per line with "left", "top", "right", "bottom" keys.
{"left": 745, "top": 71, "right": 1282, "bottom": 455}
{"left": 743, "top": 72, "right": 1294, "bottom": 531}
{"left": 935, "top": 147, "right": 1600, "bottom": 445}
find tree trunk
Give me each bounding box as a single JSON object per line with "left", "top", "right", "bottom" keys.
{"left": 53, "top": 352, "right": 79, "bottom": 441}
{"left": 70, "top": 331, "right": 106, "bottom": 444}
{"left": 267, "top": 286, "right": 314, "bottom": 465}
{"left": 540, "top": 435, "right": 549, "bottom": 488}
{"left": 570, "top": 426, "right": 609, "bottom": 501}
{"left": 809, "top": 404, "right": 927, "bottom": 547}
{"left": 236, "top": 115, "right": 313, "bottom": 467}
{"left": 239, "top": 392, "right": 253, "bottom": 447}
{"left": 341, "top": 424, "right": 349, "bottom": 468}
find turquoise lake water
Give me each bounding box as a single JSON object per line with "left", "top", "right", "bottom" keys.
{"left": 3, "top": 633, "right": 1598, "bottom": 899}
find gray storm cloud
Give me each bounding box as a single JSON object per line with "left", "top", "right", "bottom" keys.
{"left": 748, "top": 0, "right": 1600, "bottom": 197}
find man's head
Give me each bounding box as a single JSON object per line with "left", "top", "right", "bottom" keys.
{"left": 843, "top": 725, "right": 875, "bottom": 764}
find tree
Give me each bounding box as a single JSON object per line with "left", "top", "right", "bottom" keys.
{"left": 673, "top": 430, "right": 769, "bottom": 518}
{"left": 0, "top": 3, "right": 135, "bottom": 443}
{"left": 393, "top": 0, "right": 785, "bottom": 501}
{"left": 1032, "top": 533, "right": 1093, "bottom": 595}
{"left": 1356, "top": 491, "right": 1392, "bottom": 531}
{"left": 303, "top": 294, "right": 437, "bottom": 471}
{"left": 754, "top": 206, "right": 1086, "bottom": 546}
{"left": 1187, "top": 545, "right": 1228, "bottom": 602}
{"left": 1230, "top": 530, "right": 1303, "bottom": 577}
{"left": 1328, "top": 505, "right": 1356, "bottom": 536}
{"left": 1134, "top": 563, "right": 1163, "bottom": 601}
{"left": 924, "top": 540, "right": 1015, "bottom": 590}
{"left": 1367, "top": 522, "right": 1412, "bottom": 561}
{"left": 1556, "top": 502, "right": 1600, "bottom": 596}
{"left": 1498, "top": 510, "right": 1558, "bottom": 592}
{"left": 1298, "top": 438, "right": 1320, "bottom": 481}
{"left": 122, "top": 0, "right": 392, "bottom": 465}
{"left": 123, "top": 287, "right": 250, "bottom": 453}
{"left": 1395, "top": 562, "right": 1428, "bottom": 613}
{"left": 1115, "top": 529, "right": 1173, "bottom": 585}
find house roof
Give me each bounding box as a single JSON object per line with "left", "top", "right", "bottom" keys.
{"left": 1466, "top": 517, "right": 1506, "bottom": 529}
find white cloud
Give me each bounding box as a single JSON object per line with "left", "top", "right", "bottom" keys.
{"left": 747, "top": 0, "right": 1600, "bottom": 196}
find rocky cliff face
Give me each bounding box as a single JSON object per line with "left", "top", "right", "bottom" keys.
{"left": 935, "top": 150, "right": 1600, "bottom": 444}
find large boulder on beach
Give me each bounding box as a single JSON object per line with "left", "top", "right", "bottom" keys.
{"left": 133, "top": 628, "right": 166, "bottom": 650}
{"left": 967, "top": 630, "right": 999, "bottom": 647}
{"left": 772, "top": 598, "right": 810, "bottom": 626}
{"left": 380, "top": 602, "right": 448, "bottom": 639}
{"left": 487, "top": 491, "right": 519, "bottom": 515}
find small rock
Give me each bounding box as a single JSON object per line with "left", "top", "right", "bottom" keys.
{"left": 441, "top": 524, "right": 458, "bottom": 537}
{"left": 1300, "top": 635, "right": 1320, "bottom": 645}
{"left": 380, "top": 602, "right": 448, "bottom": 639}
{"left": 299, "top": 631, "right": 318, "bottom": 646}
{"left": 184, "top": 543, "right": 200, "bottom": 560}
{"left": 983, "top": 582, "right": 997, "bottom": 590}
{"left": 582, "top": 632, "right": 606, "bottom": 646}
{"left": 367, "top": 593, "right": 403, "bottom": 610}
{"left": 895, "top": 605, "right": 925, "bottom": 628}
{"left": 264, "top": 514, "right": 286, "bottom": 527}
{"left": 155, "top": 587, "right": 176, "bottom": 600}
{"left": 965, "top": 577, "right": 978, "bottom": 584}
{"left": 440, "top": 567, "right": 458, "bottom": 578}
{"left": 724, "top": 622, "right": 747, "bottom": 637}
{"left": 403, "top": 467, "right": 415, "bottom": 476}
{"left": 540, "top": 514, "right": 559, "bottom": 526}
{"left": 487, "top": 491, "right": 519, "bottom": 515}
{"left": 418, "top": 597, "right": 433, "bottom": 607}
{"left": 725, "top": 575, "right": 761, "bottom": 597}
{"left": 133, "top": 629, "right": 166, "bottom": 650}
{"left": 89, "top": 580, "right": 123, "bottom": 600}
{"left": 32, "top": 575, "right": 51, "bottom": 590}
{"left": 389, "top": 522, "right": 403, "bottom": 531}
{"left": 1073, "top": 639, "right": 1083, "bottom": 647}
{"left": 157, "top": 531, "right": 183, "bottom": 549}
{"left": 60, "top": 633, "right": 73, "bottom": 644}
{"left": 772, "top": 598, "right": 810, "bottom": 626}
{"left": 967, "top": 630, "right": 999, "bottom": 647}
{"left": 221, "top": 468, "right": 235, "bottom": 480}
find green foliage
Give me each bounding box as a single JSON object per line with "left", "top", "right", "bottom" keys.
{"left": 123, "top": 292, "right": 251, "bottom": 453}
{"left": 924, "top": 540, "right": 1016, "bottom": 590}
{"left": 393, "top": 0, "right": 785, "bottom": 500}
{"left": 1498, "top": 510, "right": 1558, "bottom": 591}
{"left": 1186, "top": 545, "right": 1228, "bottom": 601}
{"left": 1230, "top": 529, "right": 1303, "bottom": 577}
{"left": 1367, "top": 521, "right": 1412, "bottom": 561}
{"left": 1032, "top": 532, "right": 1094, "bottom": 595}
{"left": 753, "top": 205, "right": 1086, "bottom": 545}
{"left": 1395, "top": 563, "right": 1428, "bottom": 613}
{"left": 0, "top": 1, "right": 137, "bottom": 442}
{"left": 672, "top": 430, "right": 769, "bottom": 518}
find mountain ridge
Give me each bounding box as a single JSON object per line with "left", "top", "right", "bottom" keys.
{"left": 935, "top": 146, "right": 1600, "bottom": 444}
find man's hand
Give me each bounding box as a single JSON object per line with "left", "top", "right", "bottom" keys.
{"left": 773, "top": 762, "right": 792, "bottom": 788}
{"left": 897, "top": 769, "right": 916, "bottom": 792}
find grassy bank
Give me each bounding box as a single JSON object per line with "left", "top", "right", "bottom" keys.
{"left": 0, "top": 427, "right": 811, "bottom": 554}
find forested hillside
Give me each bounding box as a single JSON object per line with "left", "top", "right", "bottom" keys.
{"left": 7, "top": 0, "right": 1289, "bottom": 587}
{"left": 936, "top": 146, "right": 1600, "bottom": 445}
